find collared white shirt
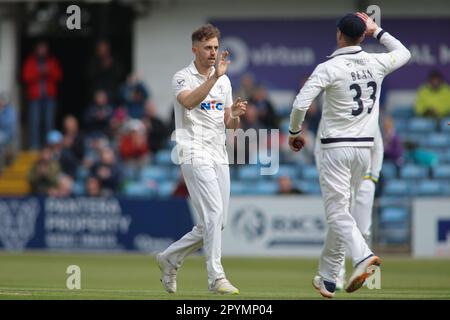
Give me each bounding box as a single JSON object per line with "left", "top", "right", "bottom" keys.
{"left": 292, "top": 29, "right": 410, "bottom": 148}
{"left": 172, "top": 61, "right": 233, "bottom": 164}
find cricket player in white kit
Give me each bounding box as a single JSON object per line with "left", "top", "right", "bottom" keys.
{"left": 315, "top": 123, "right": 384, "bottom": 290}
{"left": 156, "top": 24, "right": 247, "bottom": 295}
{"left": 288, "top": 13, "right": 410, "bottom": 298}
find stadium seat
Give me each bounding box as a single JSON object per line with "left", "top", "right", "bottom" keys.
{"left": 238, "top": 166, "right": 262, "bottom": 181}
{"left": 440, "top": 118, "right": 450, "bottom": 132}
{"left": 231, "top": 181, "right": 250, "bottom": 195}
{"left": 154, "top": 150, "right": 175, "bottom": 165}
{"left": 302, "top": 165, "right": 319, "bottom": 180}
{"left": 393, "top": 119, "right": 408, "bottom": 133}
{"left": 72, "top": 181, "right": 85, "bottom": 196}
{"left": 157, "top": 181, "right": 176, "bottom": 198}
{"left": 141, "top": 166, "right": 170, "bottom": 182}
{"left": 384, "top": 180, "right": 411, "bottom": 196}
{"left": 125, "top": 182, "right": 156, "bottom": 197}
{"left": 399, "top": 164, "right": 429, "bottom": 179}
{"left": 270, "top": 164, "right": 301, "bottom": 179}
{"left": 381, "top": 161, "right": 397, "bottom": 179}
{"left": 297, "top": 181, "right": 321, "bottom": 195}
{"left": 407, "top": 118, "right": 436, "bottom": 133}
{"left": 254, "top": 181, "right": 279, "bottom": 195}
{"left": 432, "top": 165, "right": 450, "bottom": 179}
{"left": 416, "top": 180, "right": 443, "bottom": 196}
{"left": 391, "top": 107, "right": 415, "bottom": 119}
{"left": 379, "top": 207, "right": 409, "bottom": 245}
{"left": 420, "top": 133, "right": 450, "bottom": 148}
{"left": 380, "top": 207, "right": 408, "bottom": 224}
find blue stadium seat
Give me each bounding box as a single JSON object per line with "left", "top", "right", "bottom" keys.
{"left": 238, "top": 166, "right": 262, "bottom": 181}
{"left": 125, "top": 182, "right": 156, "bottom": 197}
{"left": 72, "top": 181, "right": 85, "bottom": 196}
{"left": 141, "top": 166, "right": 170, "bottom": 182}
{"left": 270, "top": 164, "right": 301, "bottom": 179}
{"left": 254, "top": 181, "right": 279, "bottom": 195}
{"left": 440, "top": 118, "right": 450, "bottom": 132}
{"left": 420, "top": 133, "right": 450, "bottom": 148}
{"left": 231, "top": 181, "right": 250, "bottom": 195}
{"left": 380, "top": 207, "right": 408, "bottom": 224}
{"left": 154, "top": 150, "right": 175, "bottom": 165}
{"left": 297, "top": 181, "right": 321, "bottom": 195}
{"left": 384, "top": 180, "right": 410, "bottom": 196}
{"left": 407, "top": 118, "right": 436, "bottom": 133}
{"left": 381, "top": 162, "right": 397, "bottom": 179}
{"left": 432, "top": 165, "right": 450, "bottom": 179}
{"left": 391, "top": 107, "right": 414, "bottom": 119}
{"left": 393, "top": 119, "right": 408, "bottom": 133}
{"left": 302, "top": 165, "right": 319, "bottom": 180}
{"left": 416, "top": 180, "right": 443, "bottom": 196}
{"left": 157, "top": 181, "right": 176, "bottom": 198}
{"left": 399, "top": 164, "right": 428, "bottom": 179}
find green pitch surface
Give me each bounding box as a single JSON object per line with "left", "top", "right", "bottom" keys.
{"left": 0, "top": 251, "right": 449, "bottom": 300}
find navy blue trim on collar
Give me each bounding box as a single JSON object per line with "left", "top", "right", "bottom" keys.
{"left": 328, "top": 50, "right": 363, "bottom": 59}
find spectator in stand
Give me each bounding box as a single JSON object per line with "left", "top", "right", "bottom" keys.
{"left": 383, "top": 116, "right": 404, "bottom": 166}
{"left": 119, "top": 119, "right": 149, "bottom": 179}
{"left": 299, "top": 75, "right": 322, "bottom": 134}
{"left": 22, "top": 41, "right": 62, "bottom": 150}
{"left": 46, "top": 130, "right": 78, "bottom": 180}
{"left": 48, "top": 174, "right": 74, "bottom": 198}
{"left": 83, "top": 135, "right": 110, "bottom": 170}
{"left": 143, "top": 101, "right": 168, "bottom": 155}
{"left": 110, "top": 105, "right": 129, "bottom": 140}
{"left": 0, "top": 92, "right": 17, "bottom": 172}
{"left": 415, "top": 69, "right": 450, "bottom": 118}
{"left": 90, "top": 146, "right": 123, "bottom": 195}
{"left": 84, "top": 90, "right": 114, "bottom": 138}
{"left": 278, "top": 175, "right": 303, "bottom": 195}
{"left": 250, "top": 85, "right": 279, "bottom": 129}
{"left": 86, "top": 40, "right": 125, "bottom": 103}
{"left": 28, "top": 146, "right": 61, "bottom": 195}
{"left": 120, "top": 73, "right": 150, "bottom": 119}
{"left": 236, "top": 73, "right": 256, "bottom": 101}
{"left": 85, "top": 176, "right": 105, "bottom": 197}
{"left": 62, "top": 115, "right": 85, "bottom": 163}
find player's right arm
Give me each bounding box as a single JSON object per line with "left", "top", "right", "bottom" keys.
{"left": 357, "top": 12, "right": 411, "bottom": 75}
{"left": 174, "top": 51, "right": 230, "bottom": 110}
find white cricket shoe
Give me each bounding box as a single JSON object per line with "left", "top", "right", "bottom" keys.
{"left": 345, "top": 255, "right": 381, "bottom": 293}
{"left": 312, "top": 275, "right": 336, "bottom": 299}
{"left": 156, "top": 253, "right": 177, "bottom": 293}
{"left": 336, "top": 267, "right": 346, "bottom": 291}
{"left": 209, "top": 278, "right": 240, "bottom": 295}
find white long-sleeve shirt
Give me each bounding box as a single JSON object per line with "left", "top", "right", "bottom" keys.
{"left": 289, "top": 28, "right": 411, "bottom": 149}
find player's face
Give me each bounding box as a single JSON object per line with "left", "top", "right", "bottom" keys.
{"left": 193, "top": 37, "right": 219, "bottom": 69}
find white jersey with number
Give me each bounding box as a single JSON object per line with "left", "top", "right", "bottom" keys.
{"left": 292, "top": 28, "right": 410, "bottom": 149}
{"left": 172, "top": 61, "right": 233, "bottom": 164}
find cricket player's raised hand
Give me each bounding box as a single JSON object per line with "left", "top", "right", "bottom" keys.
{"left": 214, "top": 51, "right": 230, "bottom": 79}
{"left": 231, "top": 97, "right": 247, "bottom": 118}
{"left": 356, "top": 12, "right": 379, "bottom": 37}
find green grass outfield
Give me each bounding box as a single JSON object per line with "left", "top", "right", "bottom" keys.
{"left": 0, "top": 251, "right": 449, "bottom": 300}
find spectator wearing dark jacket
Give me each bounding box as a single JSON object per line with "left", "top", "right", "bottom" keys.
{"left": 22, "top": 42, "right": 62, "bottom": 149}
{"left": 143, "top": 101, "right": 168, "bottom": 155}
{"left": 90, "top": 147, "right": 122, "bottom": 195}
{"left": 84, "top": 90, "right": 113, "bottom": 138}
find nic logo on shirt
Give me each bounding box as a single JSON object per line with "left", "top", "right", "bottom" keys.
{"left": 200, "top": 100, "right": 223, "bottom": 111}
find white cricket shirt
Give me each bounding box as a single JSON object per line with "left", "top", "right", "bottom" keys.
{"left": 290, "top": 28, "right": 411, "bottom": 148}
{"left": 172, "top": 61, "right": 233, "bottom": 164}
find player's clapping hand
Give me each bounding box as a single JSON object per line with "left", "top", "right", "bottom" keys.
{"left": 356, "top": 12, "right": 378, "bottom": 37}
{"left": 214, "top": 51, "right": 230, "bottom": 79}
{"left": 231, "top": 97, "right": 247, "bottom": 118}
{"left": 288, "top": 135, "right": 306, "bottom": 152}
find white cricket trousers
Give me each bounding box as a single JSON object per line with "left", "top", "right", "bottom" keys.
{"left": 317, "top": 147, "right": 373, "bottom": 283}
{"left": 161, "top": 160, "right": 230, "bottom": 286}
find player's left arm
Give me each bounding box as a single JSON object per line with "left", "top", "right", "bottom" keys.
{"left": 288, "top": 64, "right": 330, "bottom": 152}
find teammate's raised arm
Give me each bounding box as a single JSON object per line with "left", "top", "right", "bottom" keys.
{"left": 357, "top": 12, "right": 411, "bottom": 75}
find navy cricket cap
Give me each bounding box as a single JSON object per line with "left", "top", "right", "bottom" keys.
{"left": 337, "top": 13, "right": 366, "bottom": 39}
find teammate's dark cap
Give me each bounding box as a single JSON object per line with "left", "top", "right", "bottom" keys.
{"left": 337, "top": 13, "right": 366, "bottom": 39}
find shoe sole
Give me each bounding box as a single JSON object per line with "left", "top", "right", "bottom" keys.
{"left": 312, "top": 278, "right": 334, "bottom": 299}
{"left": 210, "top": 289, "right": 240, "bottom": 295}
{"left": 345, "top": 256, "right": 381, "bottom": 293}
